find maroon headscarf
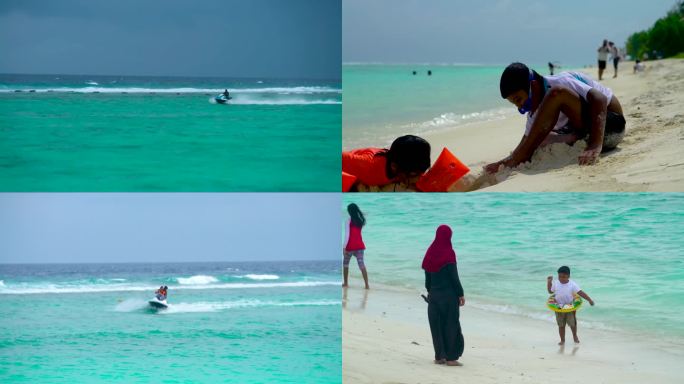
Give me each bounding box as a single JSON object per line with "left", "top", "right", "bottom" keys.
{"left": 421, "top": 225, "right": 457, "bottom": 273}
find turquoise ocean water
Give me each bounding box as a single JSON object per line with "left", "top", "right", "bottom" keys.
{"left": 342, "top": 193, "right": 684, "bottom": 345}
{"left": 0, "top": 261, "right": 341, "bottom": 383}
{"left": 343, "top": 63, "right": 556, "bottom": 149}
{"left": 0, "top": 74, "right": 340, "bottom": 191}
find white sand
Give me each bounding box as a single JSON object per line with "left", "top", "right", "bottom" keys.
{"left": 422, "top": 59, "right": 684, "bottom": 192}
{"left": 343, "top": 285, "right": 683, "bottom": 384}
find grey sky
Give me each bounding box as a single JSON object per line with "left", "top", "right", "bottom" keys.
{"left": 0, "top": 194, "right": 341, "bottom": 263}
{"left": 343, "top": 0, "right": 676, "bottom": 65}
{"left": 0, "top": 0, "right": 341, "bottom": 79}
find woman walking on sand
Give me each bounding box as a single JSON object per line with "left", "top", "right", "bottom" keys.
{"left": 423, "top": 225, "right": 465, "bottom": 366}
{"left": 609, "top": 41, "right": 620, "bottom": 78}
{"left": 597, "top": 39, "right": 610, "bottom": 80}
{"left": 343, "top": 203, "right": 369, "bottom": 289}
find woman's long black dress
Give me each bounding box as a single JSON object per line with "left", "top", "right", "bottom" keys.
{"left": 425, "top": 263, "right": 464, "bottom": 361}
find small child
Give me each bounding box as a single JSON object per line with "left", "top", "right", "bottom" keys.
{"left": 342, "top": 135, "right": 431, "bottom": 191}
{"left": 547, "top": 266, "right": 594, "bottom": 345}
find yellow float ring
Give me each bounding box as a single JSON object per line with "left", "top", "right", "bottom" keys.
{"left": 547, "top": 293, "right": 582, "bottom": 313}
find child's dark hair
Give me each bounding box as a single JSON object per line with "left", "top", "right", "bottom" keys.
{"left": 347, "top": 203, "right": 366, "bottom": 227}
{"left": 557, "top": 266, "right": 571, "bottom": 275}
{"left": 382, "top": 135, "right": 431, "bottom": 178}
{"left": 499, "top": 62, "right": 542, "bottom": 99}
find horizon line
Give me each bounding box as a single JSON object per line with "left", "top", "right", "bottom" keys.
{"left": 342, "top": 61, "right": 587, "bottom": 68}
{"left": 0, "top": 259, "right": 337, "bottom": 266}
{"left": 0, "top": 72, "right": 341, "bottom": 82}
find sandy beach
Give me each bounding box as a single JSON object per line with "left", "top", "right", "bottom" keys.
{"left": 423, "top": 59, "right": 684, "bottom": 192}
{"left": 343, "top": 285, "right": 683, "bottom": 384}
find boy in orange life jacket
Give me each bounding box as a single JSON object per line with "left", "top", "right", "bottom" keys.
{"left": 342, "top": 135, "right": 431, "bottom": 192}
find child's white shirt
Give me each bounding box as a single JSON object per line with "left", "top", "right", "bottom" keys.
{"left": 551, "top": 279, "right": 581, "bottom": 305}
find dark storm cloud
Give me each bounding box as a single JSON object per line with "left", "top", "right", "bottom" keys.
{"left": 0, "top": 0, "right": 341, "bottom": 79}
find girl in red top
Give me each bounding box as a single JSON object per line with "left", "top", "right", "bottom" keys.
{"left": 343, "top": 203, "right": 369, "bottom": 289}
{"left": 342, "top": 135, "right": 431, "bottom": 191}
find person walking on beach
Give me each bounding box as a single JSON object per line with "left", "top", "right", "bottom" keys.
{"left": 485, "top": 62, "right": 625, "bottom": 173}
{"left": 597, "top": 39, "right": 610, "bottom": 80}
{"left": 609, "top": 42, "right": 620, "bottom": 78}
{"left": 547, "top": 266, "right": 594, "bottom": 345}
{"left": 343, "top": 203, "right": 369, "bottom": 289}
{"left": 422, "top": 225, "right": 464, "bottom": 366}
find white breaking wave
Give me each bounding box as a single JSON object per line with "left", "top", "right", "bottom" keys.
{"left": 0, "top": 280, "right": 4, "bottom": 287}
{"left": 85, "top": 81, "right": 99, "bottom": 85}
{"left": 95, "top": 278, "right": 127, "bottom": 284}
{"left": 176, "top": 275, "right": 219, "bottom": 285}
{"left": 0, "top": 86, "right": 341, "bottom": 94}
{"left": 223, "top": 98, "right": 341, "bottom": 105}
{"left": 344, "top": 107, "right": 513, "bottom": 150}
{"left": 160, "top": 299, "right": 339, "bottom": 314}
{"left": 0, "top": 281, "right": 339, "bottom": 295}
{"left": 241, "top": 274, "right": 279, "bottom": 280}
{"left": 114, "top": 298, "right": 149, "bottom": 312}
{"left": 411, "top": 107, "right": 512, "bottom": 131}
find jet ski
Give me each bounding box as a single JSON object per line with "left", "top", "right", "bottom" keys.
{"left": 148, "top": 297, "right": 168, "bottom": 309}
{"left": 215, "top": 94, "right": 232, "bottom": 104}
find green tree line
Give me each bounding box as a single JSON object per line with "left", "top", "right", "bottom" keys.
{"left": 626, "top": 1, "right": 684, "bottom": 59}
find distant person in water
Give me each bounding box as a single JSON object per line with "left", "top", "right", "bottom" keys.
{"left": 548, "top": 62, "right": 555, "bottom": 75}
{"left": 413, "top": 70, "right": 417, "bottom": 75}
{"left": 597, "top": 39, "right": 610, "bottom": 80}
{"left": 485, "top": 62, "right": 625, "bottom": 173}
{"left": 342, "top": 135, "right": 431, "bottom": 191}
{"left": 423, "top": 225, "right": 465, "bottom": 366}
{"left": 427, "top": 70, "right": 432, "bottom": 76}
{"left": 343, "top": 203, "right": 369, "bottom": 289}
{"left": 609, "top": 42, "right": 620, "bottom": 78}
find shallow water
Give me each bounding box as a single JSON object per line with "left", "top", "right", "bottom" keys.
{"left": 0, "top": 261, "right": 341, "bottom": 383}
{"left": 0, "top": 74, "right": 341, "bottom": 191}
{"left": 343, "top": 64, "right": 511, "bottom": 148}
{"left": 342, "top": 193, "right": 684, "bottom": 343}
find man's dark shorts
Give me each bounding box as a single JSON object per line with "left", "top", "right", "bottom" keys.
{"left": 553, "top": 98, "right": 626, "bottom": 151}
{"left": 598, "top": 60, "right": 607, "bottom": 70}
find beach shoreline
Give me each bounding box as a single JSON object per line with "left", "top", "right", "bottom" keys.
{"left": 343, "top": 284, "right": 683, "bottom": 384}
{"left": 421, "top": 59, "right": 684, "bottom": 192}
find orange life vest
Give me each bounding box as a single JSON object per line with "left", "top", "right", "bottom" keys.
{"left": 342, "top": 148, "right": 393, "bottom": 187}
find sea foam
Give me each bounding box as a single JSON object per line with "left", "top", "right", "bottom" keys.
{"left": 176, "top": 275, "right": 219, "bottom": 285}
{"left": 1, "top": 86, "right": 340, "bottom": 94}
{"left": 0, "top": 281, "right": 339, "bottom": 295}
{"left": 161, "top": 299, "right": 339, "bottom": 314}
{"left": 241, "top": 274, "right": 280, "bottom": 280}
